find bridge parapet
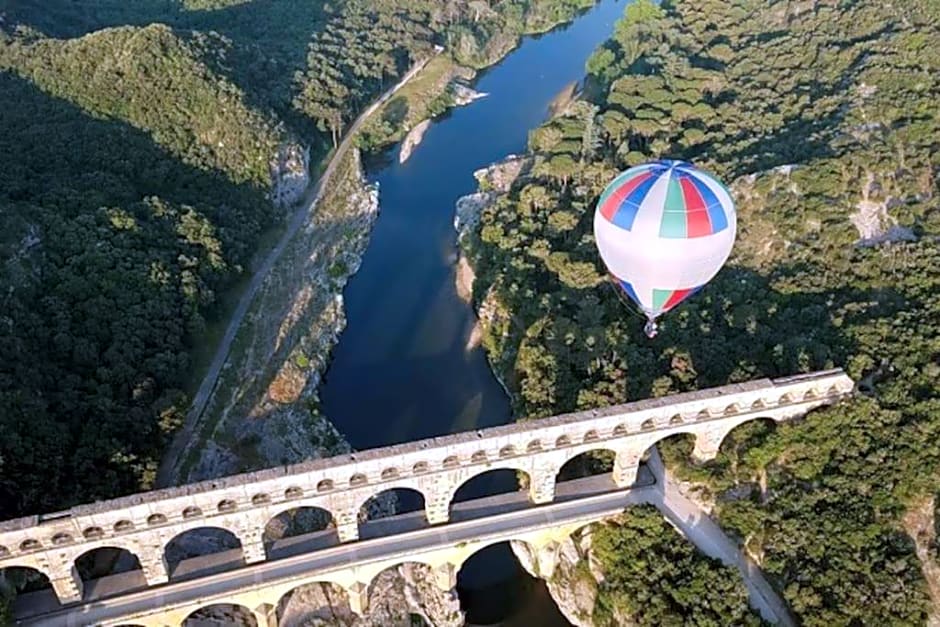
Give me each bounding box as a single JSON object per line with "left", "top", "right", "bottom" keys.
{"left": 0, "top": 369, "right": 853, "bottom": 605}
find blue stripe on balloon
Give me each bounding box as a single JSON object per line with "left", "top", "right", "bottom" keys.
{"left": 617, "top": 278, "right": 640, "bottom": 305}
{"left": 694, "top": 177, "right": 728, "bottom": 232}
{"left": 612, "top": 170, "right": 661, "bottom": 230}
{"left": 598, "top": 165, "right": 654, "bottom": 216}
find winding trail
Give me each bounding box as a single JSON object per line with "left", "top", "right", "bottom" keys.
{"left": 155, "top": 53, "right": 438, "bottom": 488}
{"left": 647, "top": 448, "right": 796, "bottom": 626}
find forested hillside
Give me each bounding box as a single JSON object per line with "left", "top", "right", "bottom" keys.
{"left": 465, "top": 0, "right": 939, "bottom": 623}
{"left": 592, "top": 506, "right": 761, "bottom": 625}
{"left": 0, "top": 0, "right": 595, "bottom": 521}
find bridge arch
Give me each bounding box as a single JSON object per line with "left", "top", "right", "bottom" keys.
{"left": 453, "top": 537, "right": 537, "bottom": 573}
{"left": 644, "top": 429, "right": 698, "bottom": 460}
{"left": 182, "top": 602, "right": 258, "bottom": 626}
{"left": 456, "top": 538, "right": 538, "bottom": 625}
{"left": 74, "top": 545, "right": 144, "bottom": 586}
{"left": 164, "top": 526, "right": 244, "bottom": 580}
{"left": 556, "top": 446, "right": 618, "bottom": 484}
{"left": 711, "top": 415, "right": 780, "bottom": 466}
{"left": 676, "top": 414, "right": 785, "bottom": 463}
{"left": 263, "top": 505, "right": 337, "bottom": 560}
{"left": 263, "top": 499, "right": 338, "bottom": 529}
{"left": 449, "top": 465, "right": 532, "bottom": 521}
{"left": 358, "top": 487, "right": 427, "bottom": 537}
{"left": 0, "top": 564, "right": 54, "bottom": 599}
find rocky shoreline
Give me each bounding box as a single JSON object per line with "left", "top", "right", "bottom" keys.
{"left": 398, "top": 83, "right": 488, "bottom": 164}
{"left": 399, "top": 119, "right": 432, "bottom": 163}
{"left": 455, "top": 154, "right": 622, "bottom": 627}
{"left": 453, "top": 155, "right": 531, "bottom": 392}
{"left": 182, "top": 149, "right": 462, "bottom": 625}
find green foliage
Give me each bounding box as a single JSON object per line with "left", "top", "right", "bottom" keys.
{"left": 0, "top": 25, "right": 281, "bottom": 186}
{"left": 0, "top": 0, "right": 604, "bottom": 520}
{"left": 465, "top": 0, "right": 940, "bottom": 622}
{"left": 0, "top": 584, "right": 11, "bottom": 627}
{"left": 0, "top": 71, "right": 270, "bottom": 516}
{"left": 292, "top": 0, "right": 593, "bottom": 146}
{"left": 592, "top": 506, "right": 762, "bottom": 626}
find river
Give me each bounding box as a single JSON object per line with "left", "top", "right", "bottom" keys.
{"left": 319, "top": 0, "right": 626, "bottom": 623}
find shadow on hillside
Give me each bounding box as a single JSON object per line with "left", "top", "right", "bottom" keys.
{"left": 491, "top": 258, "right": 912, "bottom": 412}
{"left": 3, "top": 0, "right": 328, "bottom": 137}
{"left": 640, "top": 262, "right": 909, "bottom": 394}
{"left": 0, "top": 71, "right": 269, "bottom": 518}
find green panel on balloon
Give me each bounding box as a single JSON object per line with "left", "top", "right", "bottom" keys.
{"left": 652, "top": 289, "right": 671, "bottom": 311}
{"left": 659, "top": 176, "right": 687, "bottom": 238}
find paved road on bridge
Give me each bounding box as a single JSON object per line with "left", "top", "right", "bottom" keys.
{"left": 15, "top": 458, "right": 799, "bottom": 627}
{"left": 16, "top": 475, "right": 656, "bottom": 626}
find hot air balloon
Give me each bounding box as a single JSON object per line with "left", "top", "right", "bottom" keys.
{"left": 593, "top": 159, "right": 737, "bottom": 338}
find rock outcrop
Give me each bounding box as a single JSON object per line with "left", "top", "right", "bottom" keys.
{"left": 454, "top": 154, "right": 531, "bottom": 246}
{"left": 270, "top": 143, "right": 311, "bottom": 208}
{"left": 850, "top": 171, "right": 917, "bottom": 246}
{"left": 399, "top": 119, "right": 431, "bottom": 163}
{"left": 451, "top": 83, "right": 488, "bottom": 106}
{"left": 902, "top": 497, "right": 940, "bottom": 627}
{"left": 510, "top": 527, "right": 633, "bottom": 627}
{"left": 279, "top": 564, "right": 463, "bottom": 627}
{"left": 454, "top": 191, "right": 495, "bottom": 245}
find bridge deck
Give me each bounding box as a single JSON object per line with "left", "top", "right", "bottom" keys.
{"left": 14, "top": 471, "right": 655, "bottom": 625}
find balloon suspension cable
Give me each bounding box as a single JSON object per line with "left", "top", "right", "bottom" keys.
{"left": 607, "top": 280, "right": 648, "bottom": 321}
{"left": 606, "top": 279, "right": 661, "bottom": 339}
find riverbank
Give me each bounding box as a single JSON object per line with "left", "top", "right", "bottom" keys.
{"left": 169, "top": 0, "right": 611, "bottom": 486}
{"left": 159, "top": 49, "right": 442, "bottom": 487}
{"left": 177, "top": 147, "right": 377, "bottom": 482}
{"left": 158, "top": 6, "right": 613, "bottom": 624}
{"left": 161, "top": 1, "right": 627, "bottom": 623}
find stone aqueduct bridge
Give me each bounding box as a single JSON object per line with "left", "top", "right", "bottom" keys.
{"left": 1, "top": 370, "right": 854, "bottom": 624}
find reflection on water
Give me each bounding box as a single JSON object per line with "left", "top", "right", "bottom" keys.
{"left": 460, "top": 544, "right": 571, "bottom": 627}
{"left": 319, "top": 0, "right": 627, "bottom": 622}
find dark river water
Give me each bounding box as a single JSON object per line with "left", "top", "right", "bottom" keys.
{"left": 320, "top": 0, "right": 626, "bottom": 623}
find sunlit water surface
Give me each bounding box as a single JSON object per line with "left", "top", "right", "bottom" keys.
{"left": 320, "top": 0, "right": 626, "bottom": 622}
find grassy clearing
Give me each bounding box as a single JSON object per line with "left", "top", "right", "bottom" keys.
{"left": 358, "top": 54, "right": 468, "bottom": 150}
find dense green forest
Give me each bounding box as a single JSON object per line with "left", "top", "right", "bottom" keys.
{"left": 592, "top": 506, "right": 761, "bottom": 625}
{"left": 0, "top": 0, "right": 595, "bottom": 523}
{"left": 465, "top": 0, "right": 939, "bottom": 623}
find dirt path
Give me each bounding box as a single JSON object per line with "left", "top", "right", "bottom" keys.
{"left": 155, "top": 53, "right": 438, "bottom": 488}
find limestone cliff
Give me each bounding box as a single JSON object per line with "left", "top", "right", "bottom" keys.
{"left": 270, "top": 143, "right": 311, "bottom": 208}
{"left": 278, "top": 564, "right": 463, "bottom": 627}
{"left": 455, "top": 155, "right": 530, "bottom": 384}
{"left": 510, "top": 526, "right": 635, "bottom": 627}
{"left": 179, "top": 149, "right": 462, "bottom": 627}
{"left": 185, "top": 149, "right": 378, "bottom": 482}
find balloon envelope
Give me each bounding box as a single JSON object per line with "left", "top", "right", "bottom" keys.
{"left": 593, "top": 160, "right": 737, "bottom": 320}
